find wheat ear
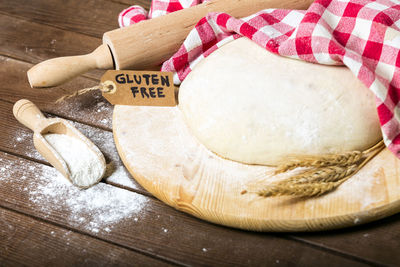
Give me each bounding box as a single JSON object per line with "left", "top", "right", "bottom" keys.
{"left": 255, "top": 140, "right": 385, "bottom": 198}
{"left": 274, "top": 151, "right": 362, "bottom": 174}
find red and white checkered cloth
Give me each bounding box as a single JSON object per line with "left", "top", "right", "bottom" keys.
{"left": 119, "top": 0, "right": 400, "bottom": 158}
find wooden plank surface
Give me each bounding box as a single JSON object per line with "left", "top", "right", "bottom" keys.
{"left": 0, "top": 152, "right": 369, "bottom": 266}
{"left": 0, "top": 14, "right": 105, "bottom": 80}
{"left": 1, "top": 54, "right": 398, "bottom": 264}
{"left": 291, "top": 216, "right": 400, "bottom": 267}
{"left": 111, "top": 0, "right": 150, "bottom": 9}
{"left": 0, "top": 98, "right": 144, "bottom": 193}
{"left": 1, "top": 0, "right": 399, "bottom": 265}
{"left": 1, "top": 56, "right": 399, "bottom": 262}
{"left": 1, "top": 71, "right": 399, "bottom": 265}
{"left": 0, "top": 0, "right": 128, "bottom": 37}
{"left": 0, "top": 56, "right": 112, "bottom": 130}
{"left": 0, "top": 207, "right": 170, "bottom": 266}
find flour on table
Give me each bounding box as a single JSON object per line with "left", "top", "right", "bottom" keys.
{"left": 12, "top": 129, "right": 42, "bottom": 159}
{"left": 0, "top": 155, "right": 148, "bottom": 233}
{"left": 13, "top": 117, "right": 134, "bottom": 188}
{"left": 44, "top": 134, "right": 104, "bottom": 188}
{"left": 55, "top": 94, "right": 113, "bottom": 129}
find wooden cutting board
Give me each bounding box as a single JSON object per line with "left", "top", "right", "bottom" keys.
{"left": 113, "top": 105, "right": 400, "bottom": 231}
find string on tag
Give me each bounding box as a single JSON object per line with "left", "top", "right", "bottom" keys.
{"left": 55, "top": 81, "right": 115, "bottom": 103}
{"left": 55, "top": 70, "right": 176, "bottom": 106}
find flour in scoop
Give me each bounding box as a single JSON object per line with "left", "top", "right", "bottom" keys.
{"left": 44, "top": 134, "right": 104, "bottom": 187}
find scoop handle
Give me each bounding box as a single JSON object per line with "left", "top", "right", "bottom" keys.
{"left": 27, "top": 44, "right": 113, "bottom": 88}
{"left": 13, "top": 99, "right": 48, "bottom": 132}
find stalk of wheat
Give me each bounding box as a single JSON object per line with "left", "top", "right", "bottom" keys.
{"left": 253, "top": 140, "right": 385, "bottom": 198}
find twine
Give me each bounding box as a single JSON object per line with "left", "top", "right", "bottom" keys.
{"left": 55, "top": 82, "right": 114, "bottom": 104}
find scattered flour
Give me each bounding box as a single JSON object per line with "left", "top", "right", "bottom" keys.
{"left": 26, "top": 112, "right": 138, "bottom": 189}
{"left": 0, "top": 155, "right": 148, "bottom": 233}
{"left": 12, "top": 129, "right": 42, "bottom": 159}
{"left": 27, "top": 164, "right": 148, "bottom": 233}
{"left": 54, "top": 94, "right": 113, "bottom": 129}
{"left": 44, "top": 134, "right": 104, "bottom": 188}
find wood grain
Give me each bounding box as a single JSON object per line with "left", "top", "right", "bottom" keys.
{"left": 110, "top": 0, "right": 150, "bottom": 8}
{"left": 2, "top": 0, "right": 400, "bottom": 265}
{"left": 0, "top": 0, "right": 127, "bottom": 37}
{"left": 291, "top": 216, "right": 400, "bottom": 267}
{"left": 0, "top": 152, "right": 369, "bottom": 266}
{"left": 113, "top": 105, "right": 400, "bottom": 231}
{"left": 0, "top": 207, "right": 169, "bottom": 266}
{"left": 0, "top": 14, "right": 105, "bottom": 80}
{"left": 0, "top": 56, "right": 112, "bottom": 130}
{"left": 1, "top": 44, "right": 398, "bottom": 267}
{"left": 0, "top": 99, "right": 144, "bottom": 192}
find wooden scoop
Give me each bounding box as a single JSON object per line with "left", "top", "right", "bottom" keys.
{"left": 27, "top": 0, "right": 314, "bottom": 88}
{"left": 13, "top": 99, "right": 106, "bottom": 188}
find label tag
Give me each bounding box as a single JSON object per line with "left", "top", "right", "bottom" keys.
{"left": 100, "top": 70, "right": 176, "bottom": 106}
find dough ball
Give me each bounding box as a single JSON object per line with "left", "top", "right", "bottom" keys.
{"left": 178, "top": 38, "right": 382, "bottom": 165}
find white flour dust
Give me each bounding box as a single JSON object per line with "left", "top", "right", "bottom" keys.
{"left": 44, "top": 134, "right": 104, "bottom": 187}
{"left": 54, "top": 96, "right": 113, "bottom": 129}
{"left": 75, "top": 124, "right": 137, "bottom": 188}
{"left": 29, "top": 165, "right": 148, "bottom": 233}
{"left": 13, "top": 119, "right": 136, "bottom": 189}
{"left": 0, "top": 155, "right": 148, "bottom": 234}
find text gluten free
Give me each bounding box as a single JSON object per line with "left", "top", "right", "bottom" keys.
{"left": 100, "top": 70, "right": 176, "bottom": 106}
{"left": 115, "top": 73, "right": 171, "bottom": 99}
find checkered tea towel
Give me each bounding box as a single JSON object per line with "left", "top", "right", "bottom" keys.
{"left": 119, "top": 0, "right": 400, "bottom": 158}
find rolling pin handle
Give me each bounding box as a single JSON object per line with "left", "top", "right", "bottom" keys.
{"left": 13, "top": 99, "right": 47, "bottom": 132}
{"left": 93, "top": 43, "right": 115, "bottom": 69}
{"left": 27, "top": 44, "right": 114, "bottom": 88}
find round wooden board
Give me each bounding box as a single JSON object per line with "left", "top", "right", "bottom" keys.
{"left": 113, "top": 105, "right": 400, "bottom": 231}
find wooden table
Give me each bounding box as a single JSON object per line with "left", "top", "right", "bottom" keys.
{"left": 0, "top": 0, "right": 399, "bottom": 266}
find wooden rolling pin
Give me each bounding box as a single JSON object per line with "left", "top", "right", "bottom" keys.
{"left": 27, "top": 0, "right": 314, "bottom": 88}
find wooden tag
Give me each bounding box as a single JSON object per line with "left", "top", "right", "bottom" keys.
{"left": 100, "top": 70, "right": 176, "bottom": 106}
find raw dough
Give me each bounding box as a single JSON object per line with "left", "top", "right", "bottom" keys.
{"left": 178, "top": 38, "right": 382, "bottom": 165}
